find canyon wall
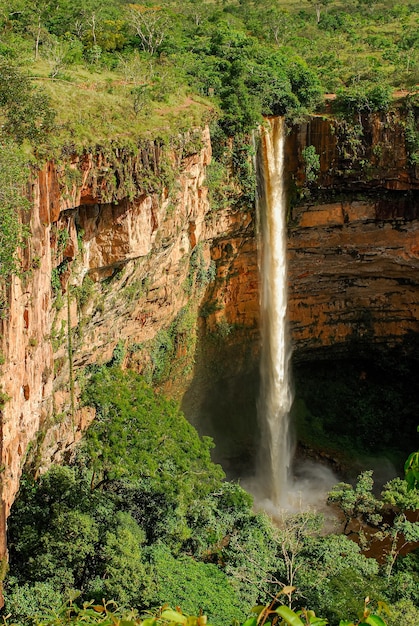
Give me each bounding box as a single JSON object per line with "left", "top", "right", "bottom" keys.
{"left": 286, "top": 113, "right": 419, "bottom": 356}
{"left": 0, "top": 127, "right": 256, "bottom": 576}
{"left": 183, "top": 111, "right": 419, "bottom": 472}
{"left": 0, "top": 110, "right": 419, "bottom": 579}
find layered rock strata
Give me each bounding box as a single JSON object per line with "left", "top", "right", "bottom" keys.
{"left": 288, "top": 197, "right": 419, "bottom": 353}
{"left": 286, "top": 113, "right": 419, "bottom": 356}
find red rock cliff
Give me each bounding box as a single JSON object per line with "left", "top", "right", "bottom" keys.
{"left": 286, "top": 113, "right": 419, "bottom": 355}
{"left": 0, "top": 127, "right": 254, "bottom": 577}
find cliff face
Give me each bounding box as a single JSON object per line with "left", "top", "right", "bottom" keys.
{"left": 288, "top": 197, "right": 419, "bottom": 353}
{"left": 0, "top": 111, "right": 419, "bottom": 572}
{"left": 286, "top": 113, "right": 419, "bottom": 356}
{"left": 0, "top": 128, "right": 255, "bottom": 567}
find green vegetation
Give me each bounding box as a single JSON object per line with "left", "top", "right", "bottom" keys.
{"left": 300, "top": 144, "right": 321, "bottom": 196}
{"left": 3, "top": 368, "right": 419, "bottom": 626}
{"left": 334, "top": 84, "right": 392, "bottom": 117}
{"left": 301, "top": 145, "right": 321, "bottom": 184}
{"left": 3, "top": 0, "right": 417, "bottom": 151}
{"left": 0, "top": 598, "right": 392, "bottom": 626}
{"left": 125, "top": 244, "right": 216, "bottom": 389}
{"left": 404, "top": 426, "right": 419, "bottom": 490}
{"left": 0, "top": 59, "right": 55, "bottom": 146}
{"left": 0, "top": 144, "right": 30, "bottom": 283}
{"left": 80, "top": 366, "right": 222, "bottom": 497}
{"left": 1, "top": 0, "right": 419, "bottom": 623}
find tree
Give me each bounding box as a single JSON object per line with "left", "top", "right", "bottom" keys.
{"left": 306, "top": 0, "right": 332, "bottom": 24}
{"left": 293, "top": 532, "right": 382, "bottom": 623}
{"left": 148, "top": 544, "right": 245, "bottom": 625}
{"left": 8, "top": 0, "right": 53, "bottom": 60}
{"left": 302, "top": 145, "right": 320, "bottom": 184}
{"left": 128, "top": 4, "right": 169, "bottom": 55}
{"left": 381, "top": 477, "right": 419, "bottom": 510}
{"left": 404, "top": 426, "right": 419, "bottom": 491}
{"left": 275, "top": 512, "right": 324, "bottom": 607}
{"left": 335, "top": 84, "right": 392, "bottom": 117}
{"left": 7, "top": 467, "right": 104, "bottom": 590}
{"left": 185, "top": 482, "right": 278, "bottom": 609}
{"left": 80, "top": 366, "right": 224, "bottom": 499}
{"left": 384, "top": 514, "right": 419, "bottom": 580}
{"left": 0, "top": 59, "right": 55, "bottom": 144}
{"left": 3, "top": 581, "right": 64, "bottom": 626}
{"left": 0, "top": 143, "right": 30, "bottom": 282}
{"left": 85, "top": 512, "right": 150, "bottom": 607}
{"left": 327, "top": 471, "right": 383, "bottom": 538}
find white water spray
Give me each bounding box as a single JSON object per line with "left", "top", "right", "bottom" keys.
{"left": 256, "top": 117, "right": 293, "bottom": 509}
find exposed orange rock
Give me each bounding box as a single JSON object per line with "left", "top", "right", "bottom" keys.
{"left": 288, "top": 205, "right": 419, "bottom": 350}
{"left": 286, "top": 114, "right": 419, "bottom": 353}
{"left": 287, "top": 113, "right": 419, "bottom": 192}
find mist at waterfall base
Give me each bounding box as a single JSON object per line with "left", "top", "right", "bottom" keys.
{"left": 243, "top": 117, "right": 338, "bottom": 518}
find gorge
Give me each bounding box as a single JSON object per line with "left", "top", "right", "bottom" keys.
{"left": 1, "top": 108, "right": 419, "bottom": 578}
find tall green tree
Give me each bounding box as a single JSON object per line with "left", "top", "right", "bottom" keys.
{"left": 0, "top": 59, "right": 55, "bottom": 144}
{"left": 0, "top": 143, "right": 29, "bottom": 282}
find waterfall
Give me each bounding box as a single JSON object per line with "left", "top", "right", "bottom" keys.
{"left": 256, "top": 117, "right": 293, "bottom": 509}
{"left": 249, "top": 118, "right": 337, "bottom": 516}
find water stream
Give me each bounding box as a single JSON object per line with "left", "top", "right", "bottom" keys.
{"left": 255, "top": 117, "right": 293, "bottom": 510}
{"left": 247, "top": 118, "right": 337, "bottom": 517}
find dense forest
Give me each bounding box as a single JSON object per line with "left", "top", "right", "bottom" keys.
{"left": 1, "top": 0, "right": 419, "bottom": 624}
{"left": 4, "top": 366, "right": 419, "bottom": 626}
{"left": 1, "top": 0, "right": 419, "bottom": 148}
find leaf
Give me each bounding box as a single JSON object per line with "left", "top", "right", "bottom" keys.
{"left": 377, "top": 601, "right": 391, "bottom": 616}
{"left": 338, "top": 622, "right": 355, "bottom": 626}
{"left": 161, "top": 610, "right": 188, "bottom": 624}
{"left": 242, "top": 618, "right": 257, "bottom": 626}
{"left": 251, "top": 606, "right": 267, "bottom": 615}
{"left": 275, "top": 606, "right": 304, "bottom": 626}
{"left": 364, "top": 616, "right": 387, "bottom": 626}
{"left": 297, "top": 609, "right": 328, "bottom": 625}
{"left": 404, "top": 452, "right": 418, "bottom": 471}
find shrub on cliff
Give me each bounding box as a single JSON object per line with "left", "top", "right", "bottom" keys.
{"left": 0, "top": 143, "right": 30, "bottom": 283}
{"left": 334, "top": 84, "right": 392, "bottom": 116}
{"left": 0, "top": 59, "right": 55, "bottom": 145}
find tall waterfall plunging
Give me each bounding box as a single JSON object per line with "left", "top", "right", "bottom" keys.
{"left": 244, "top": 117, "right": 338, "bottom": 516}
{"left": 256, "top": 117, "right": 293, "bottom": 509}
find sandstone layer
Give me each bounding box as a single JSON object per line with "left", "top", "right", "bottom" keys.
{"left": 286, "top": 113, "right": 419, "bottom": 356}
